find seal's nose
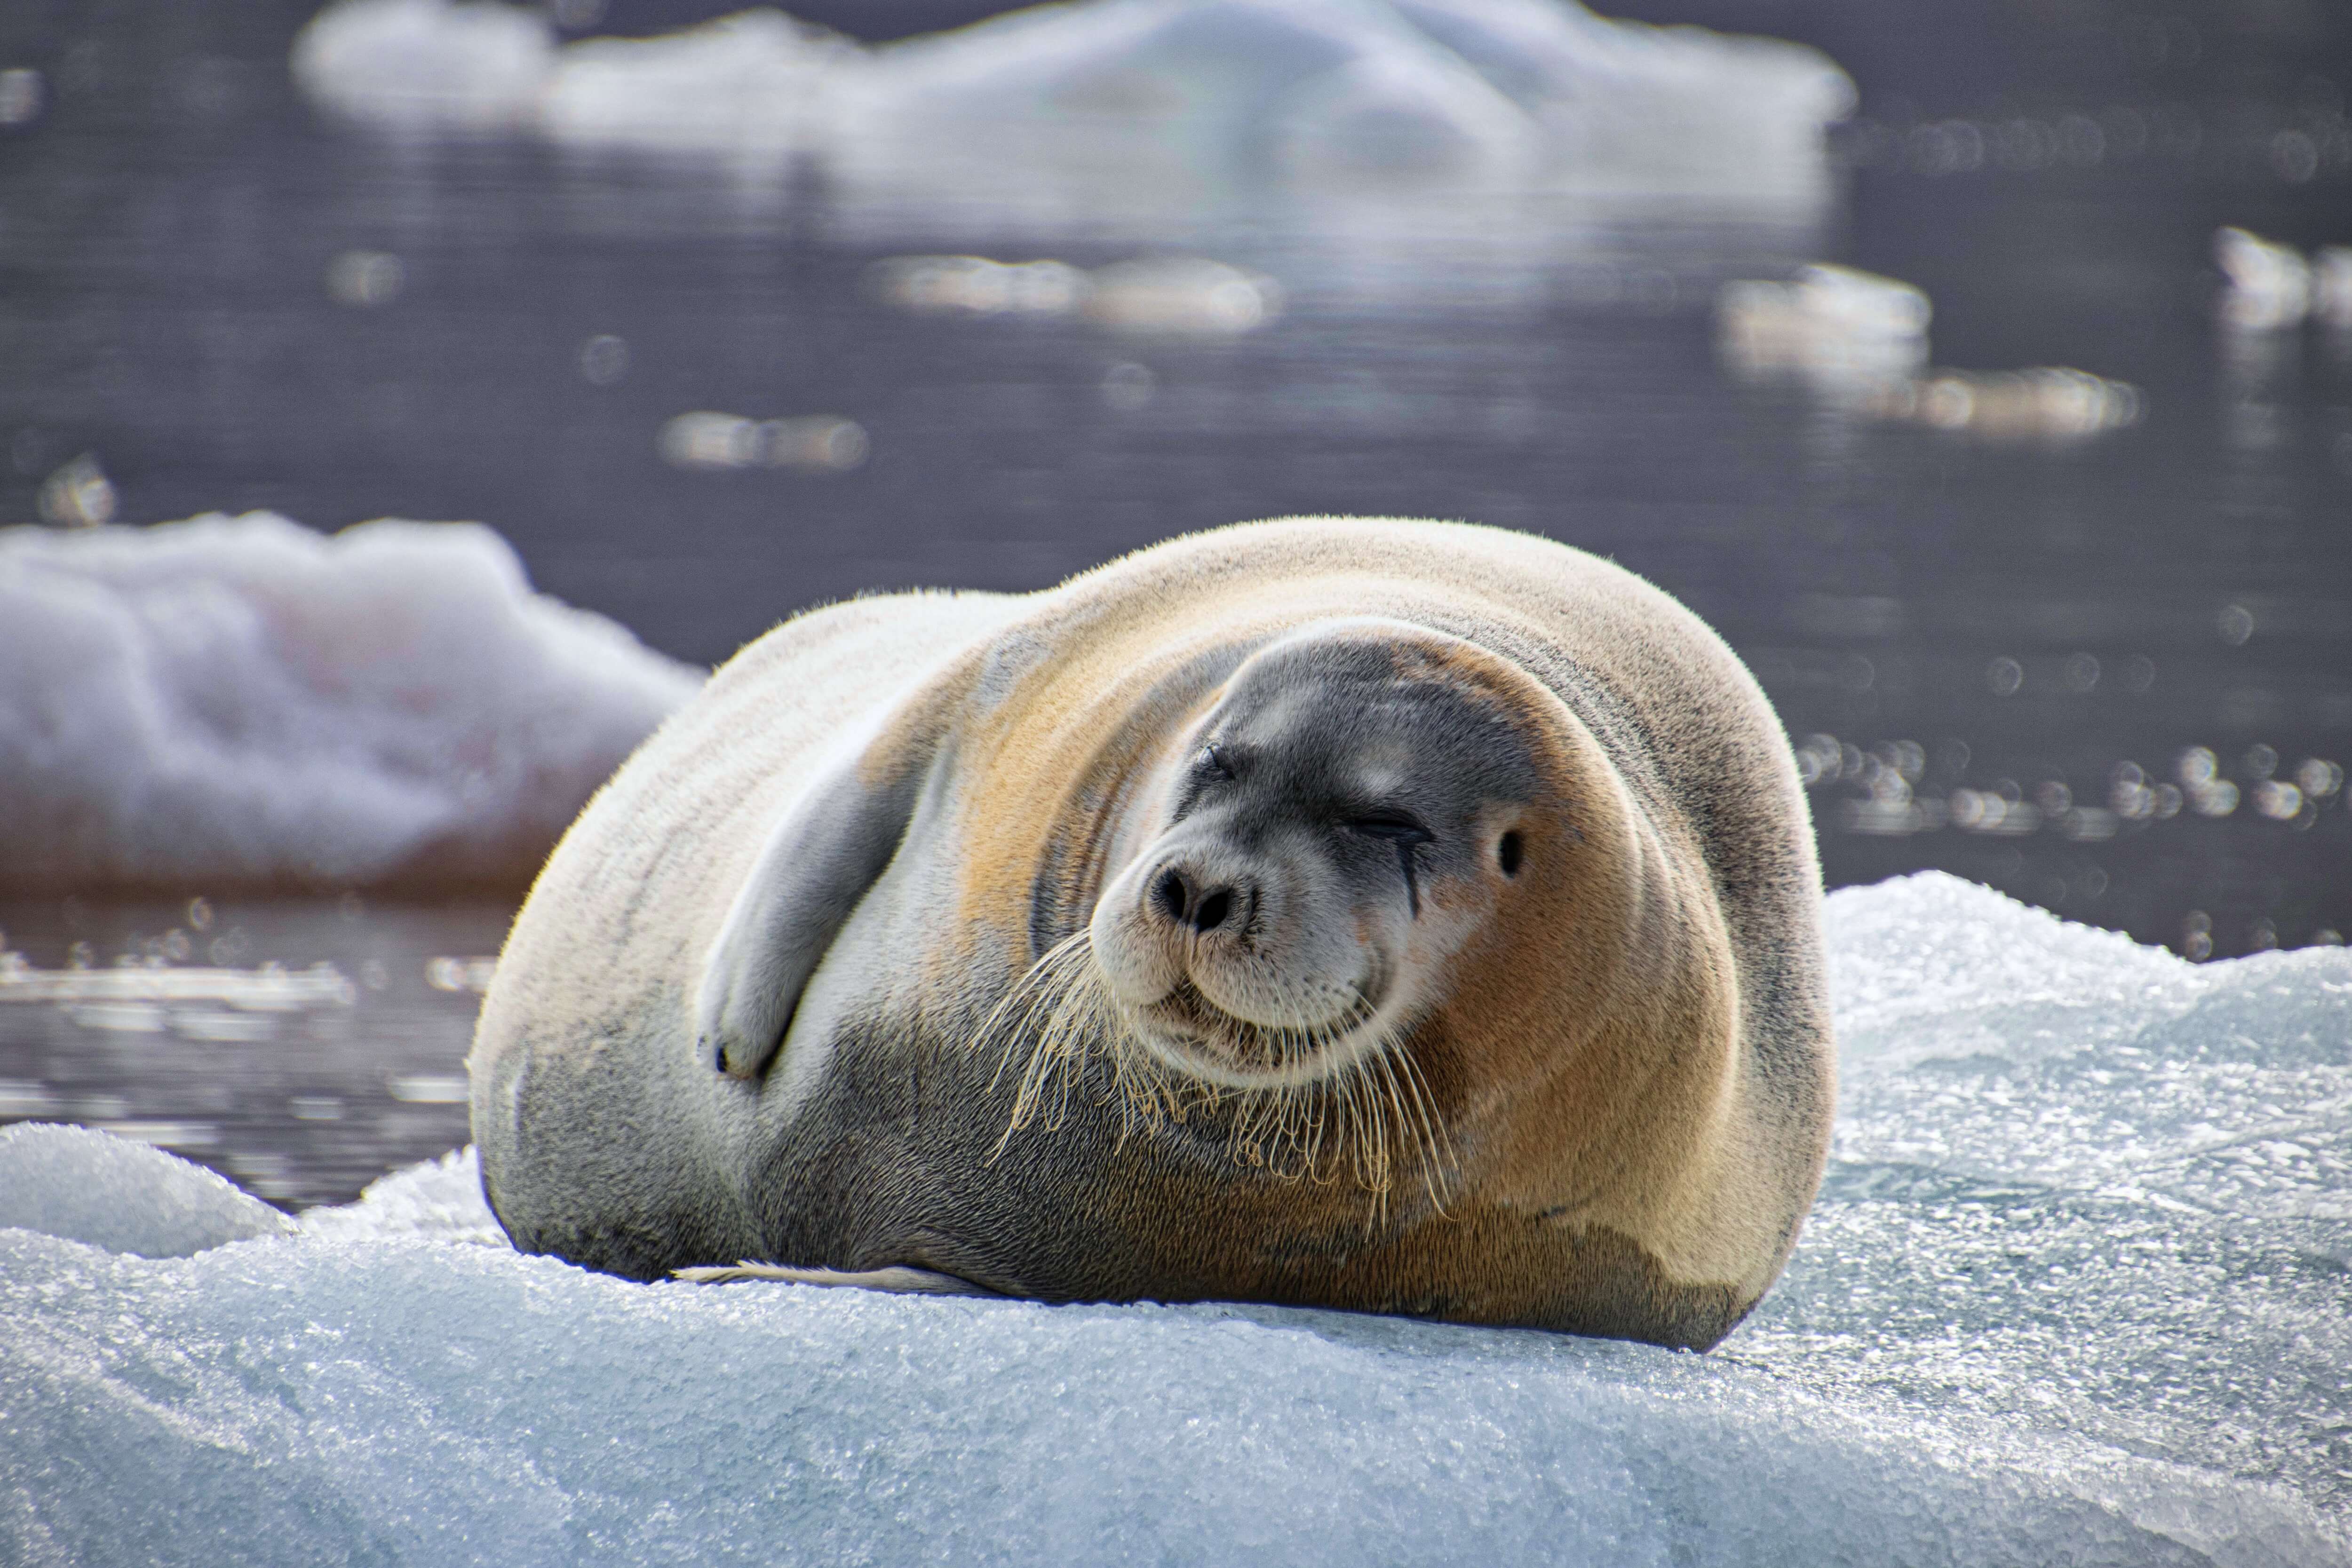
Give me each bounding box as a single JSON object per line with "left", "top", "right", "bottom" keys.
{"left": 1150, "top": 863, "right": 1253, "bottom": 935}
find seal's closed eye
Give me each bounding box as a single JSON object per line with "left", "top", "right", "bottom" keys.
{"left": 1348, "top": 813, "right": 1431, "bottom": 916}
{"left": 1349, "top": 814, "right": 1431, "bottom": 844}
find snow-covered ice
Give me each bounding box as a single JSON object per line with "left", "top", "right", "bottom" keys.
{"left": 0, "top": 1124, "right": 294, "bottom": 1258}
{"left": 0, "top": 512, "right": 702, "bottom": 890}
{"left": 535, "top": 8, "right": 850, "bottom": 165}
{"left": 290, "top": 0, "right": 554, "bottom": 135}
{"left": 2, "top": 874, "right": 2346, "bottom": 1563}
{"left": 293, "top": 0, "right": 1852, "bottom": 229}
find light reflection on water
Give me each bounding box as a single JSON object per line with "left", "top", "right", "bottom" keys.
{"left": 0, "top": 895, "right": 507, "bottom": 1207}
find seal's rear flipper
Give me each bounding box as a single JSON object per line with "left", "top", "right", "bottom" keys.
{"left": 673, "top": 1262, "right": 1002, "bottom": 1297}
{"left": 695, "top": 734, "right": 934, "bottom": 1080}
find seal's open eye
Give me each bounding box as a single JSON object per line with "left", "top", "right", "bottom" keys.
{"left": 1497, "top": 831, "right": 1523, "bottom": 877}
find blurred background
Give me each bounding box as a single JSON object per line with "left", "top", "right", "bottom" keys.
{"left": 1, "top": 0, "right": 2348, "bottom": 1204}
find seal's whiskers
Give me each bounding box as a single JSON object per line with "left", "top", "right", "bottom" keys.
{"left": 979, "top": 934, "right": 1453, "bottom": 1215}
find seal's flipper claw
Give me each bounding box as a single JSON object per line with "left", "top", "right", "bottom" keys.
{"left": 696, "top": 734, "right": 933, "bottom": 1080}
{"left": 673, "top": 1261, "right": 1002, "bottom": 1297}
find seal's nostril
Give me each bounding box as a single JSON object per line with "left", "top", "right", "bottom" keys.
{"left": 1152, "top": 868, "right": 1190, "bottom": 924}
{"left": 1192, "top": 888, "right": 1231, "bottom": 933}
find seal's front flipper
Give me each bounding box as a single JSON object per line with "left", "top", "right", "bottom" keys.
{"left": 673, "top": 1262, "right": 1003, "bottom": 1297}
{"left": 695, "top": 737, "right": 930, "bottom": 1081}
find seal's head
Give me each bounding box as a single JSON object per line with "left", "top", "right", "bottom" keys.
{"left": 1089, "top": 620, "right": 1561, "bottom": 1093}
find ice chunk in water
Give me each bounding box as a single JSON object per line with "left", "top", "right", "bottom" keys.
{"left": 1390, "top": 0, "right": 1853, "bottom": 191}
{"left": 0, "top": 512, "right": 702, "bottom": 889}
{"left": 0, "top": 1123, "right": 293, "bottom": 1256}
{"left": 292, "top": 0, "right": 555, "bottom": 134}
{"left": 1717, "top": 263, "right": 1932, "bottom": 396}
{"left": 1720, "top": 266, "right": 2140, "bottom": 442}
{"left": 293, "top": 0, "right": 1853, "bottom": 230}
{"left": 538, "top": 8, "right": 851, "bottom": 164}
{"left": 2217, "top": 226, "right": 2314, "bottom": 332}
{"left": 2, "top": 874, "right": 2347, "bottom": 1564}
{"left": 300, "top": 1146, "right": 506, "bottom": 1245}
{"left": 817, "top": 0, "right": 1542, "bottom": 221}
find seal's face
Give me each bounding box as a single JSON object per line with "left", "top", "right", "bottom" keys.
{"left": 1089, "top": 626, "right": 1544, "bottom": 1089}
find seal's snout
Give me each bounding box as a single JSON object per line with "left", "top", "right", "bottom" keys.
{"left": 1148, "top": 862, "right": 1256, "bottom": 936}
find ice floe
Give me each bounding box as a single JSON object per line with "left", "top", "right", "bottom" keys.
{"left": 657, "top": 411, "right": 869, "bottom": 472}
{"left": 536, "top": 8, "right": 849, "bottom": 166}
{"left": 0, "top": 512, "right": 702, "bottom": 891}
{"left": 868, "top": 253, "right": 1283, "bottom": 335}
{"left": 2217, "top": 226, "right": 2352, "bottom": 334}
{"left": 291, "top": 0, "right": 554, "bottom": 135}
{"left": 1715, "top": 263, "right": 1931, "bottom": 395}
{"left": 2, "top": 874, "right": 2348, "bottom": 1563}
{"left": 1718, "top": 263, "right": 2142, "bottom": 443}
{"left": 293, "top": 0, "right": 1853, "bottom": 230}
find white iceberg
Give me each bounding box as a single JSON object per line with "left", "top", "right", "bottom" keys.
{"left": 1716, "top": 262, "right": 1932, "bottom": 395}
{"left": 818, "top": 0, "right": 1546, "bottom": 224}
{"left": 292, "top": 0, "right": 1853, "bottom": 230}
{"left": 1387, "top": 0, "right": 1852, "bottom": 194}
{"left": 2, "top": 874, "right": 2347, "bottom": 1563}
{"left": 537, "top": 8, "right": 849, "bottom": 165}
{"left": 2217, "top": 226, "right": 2314, "bottom": 332}
{"left": 866, "top": 253, "right": 1283, "bottom": 334}
{"left": 291, "top": 0, "right": 554, "bottom": 134}
{"left": 0, "top": 512, "right": 702, "bottom": 890}
{"left": 1719, "top": 264, "right": 2142, "bottom": 442}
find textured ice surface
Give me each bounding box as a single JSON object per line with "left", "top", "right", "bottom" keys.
{"left": 294, "top": 0, "right": 1851, "bottom": 229}
{"left": 817, "top": 0, "right": 1546, "bottom": 222}
{"left": 0, "top": 512, "right": 701, "bottom": 889}
{"left": 0, "top": 1123, "right": 294, "bottom": 1257}
{"left": 3, "top": 875, "right": 2347, "bottom": 1564}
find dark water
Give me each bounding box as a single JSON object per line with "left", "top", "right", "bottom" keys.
{"left": 0, "top": 894, "right": 505, "bottom": 1207}
{"left": 2, "top": 1, "right": 2350, "bottom": 1204}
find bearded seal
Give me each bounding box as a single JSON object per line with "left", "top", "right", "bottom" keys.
{"left": 469, "top": 518, "right": 1832, "bottom": 1350}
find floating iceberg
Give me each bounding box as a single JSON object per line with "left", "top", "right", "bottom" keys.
{"left": 2217, "top": 226, "right": 2352, "bottom": 334}
{"left": 1716, "top": 263, "right": 1932, "bottom": 394}
{"left": 1718, "top": 264, "right": 2142, "bottom": 442}
{"left": 868, "top": 252, "right": 1284, "bottom": 336}
{"left": 293, "top": 0, "right": 1853, "bottom": 229}
{"left": 2, "top": 875, "right": 2347, "bottom": 1564}
{"left": 2217, "top": 227, "right": 2314, "bottom": 332}
{"left": 0, "top": 512, "right": 702, "bottom": 891}
{"left": 815, "top": 0, "right": 1548, "bottom": 223}
{"left": 290, "top": 0, "right": 554, "bottom": 134}
{"left": 536, "top": 8, "right": 850, "bottom": 165}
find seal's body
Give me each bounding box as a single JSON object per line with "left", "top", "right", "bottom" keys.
{"left": 470, "top": 519, "right": 1832, "bottom": 1349}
